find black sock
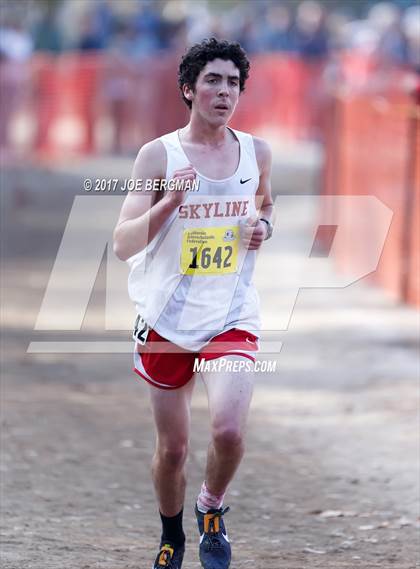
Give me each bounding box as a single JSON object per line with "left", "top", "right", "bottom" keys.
{"left": 160, "top": 509, "right": 185, "bottom": 546}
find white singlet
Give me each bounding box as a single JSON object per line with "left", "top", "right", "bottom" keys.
{"left": 127, "top": 127, "right": 261, "bottom": 351}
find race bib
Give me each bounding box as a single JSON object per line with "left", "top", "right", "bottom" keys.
{"left": 132, "top": 314, "right": 149, "bottom": 345}
{"left": 180, "top": 226, "right": 238, "bottom": 275}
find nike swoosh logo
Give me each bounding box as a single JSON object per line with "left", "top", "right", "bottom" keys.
{"left": 240, "top": 177, "right": 252, "bottom": 184}
{"left": 246, "top": 338, "right": 255, "bottom": 344}
{"left": 200, "top": 532, "right": 230, "bottom": 543}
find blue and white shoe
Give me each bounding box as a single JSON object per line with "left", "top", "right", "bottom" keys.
{"left": 153, "top": 541, "right": 185, "bottom": 569}
{"left": 195, "top": 504, "right": 231, "bottom": 569}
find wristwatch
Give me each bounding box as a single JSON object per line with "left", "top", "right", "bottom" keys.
{"left": 259, "top": 218, "right": 273, "bottom": 240}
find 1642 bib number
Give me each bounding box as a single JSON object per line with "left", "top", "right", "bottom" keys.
{"left": 180, "top": 226, "right": 238, "bottom": 275}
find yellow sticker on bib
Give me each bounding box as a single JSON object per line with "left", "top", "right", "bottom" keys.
{"left": 180, "top": 226, "right": 238, "bottom": 275}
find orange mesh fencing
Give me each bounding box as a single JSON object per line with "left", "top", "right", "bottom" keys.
{"left": 0, "top": 53, "right": 327, "bottom": 161}
{"left": 231, "top": 54, "right": 326, "bottom": 140}
{"left": 322, "top": 66, "right": 420, "bottom": 307}
{"left": 32, "top": 53, "right": 101, "bottom": 157}
{"left": 403, "top": 106, "right": 420, "bottom": 306}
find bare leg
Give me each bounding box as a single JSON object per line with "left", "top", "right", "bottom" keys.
{"left": 201, "top": 356, "right": 254, "bottom": 496}
{"left": 149, "top": 377, "right": 195, "bottom": 516}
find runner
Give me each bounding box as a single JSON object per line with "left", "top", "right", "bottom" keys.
{"left": 113, "top": 37, "right": 274, "bottom": 569}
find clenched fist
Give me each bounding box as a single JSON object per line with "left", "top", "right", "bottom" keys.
{"left": 163, "top": 164, "right": 196, "bottom": 208}
{"left": 240, "top": 216, "right": 267, "bottom": 250}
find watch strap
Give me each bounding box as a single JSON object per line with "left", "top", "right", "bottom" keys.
{"left": 259, "top": 218, "right": 273, "bottom": 240}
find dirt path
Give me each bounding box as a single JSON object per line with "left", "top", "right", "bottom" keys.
{"left": 1, "top": 163, "right": 419, "bottom": 568}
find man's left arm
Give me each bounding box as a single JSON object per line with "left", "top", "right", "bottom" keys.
{"left": 241, "top": 137, "right": 274, "bottom": 250}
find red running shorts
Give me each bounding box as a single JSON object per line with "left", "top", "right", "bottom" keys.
{"left": 133, "top": 328, "right": 259, "bottom": 390}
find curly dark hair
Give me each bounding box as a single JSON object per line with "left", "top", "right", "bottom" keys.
{"left": 178, "top": 37, "right": 250, "bottom": 109}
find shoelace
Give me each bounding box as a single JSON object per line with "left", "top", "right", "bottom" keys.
{"left": 204, "top": 506, "right": 230, "bottom": 551}
{"left": 155, "top": 545, "right": 175, "bottom": 568}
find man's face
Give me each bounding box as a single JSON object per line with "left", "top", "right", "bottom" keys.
{"left": 185, "top": 58, "right": 241, "bottom": 126}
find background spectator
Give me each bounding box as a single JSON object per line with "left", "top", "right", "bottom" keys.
{"left": 0, "top": 0, "right": 417, "bottom": 71}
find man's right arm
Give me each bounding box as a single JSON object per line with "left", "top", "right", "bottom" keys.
{"left": 113, "top": 139, "right": 195, "bottom": 261}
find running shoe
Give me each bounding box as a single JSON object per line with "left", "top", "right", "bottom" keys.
{"left": 195, "top": 504, "right": 231, "bottom": 568}
{"left": 153, "top": 541, "right": 185, "bottom": 569}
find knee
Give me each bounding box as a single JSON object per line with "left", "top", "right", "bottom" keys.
{"left": 212, "top": 424, "right": 244, "bottom": 452}
{"left": 156, "top": 441, "right": 189, "bottom": 470}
